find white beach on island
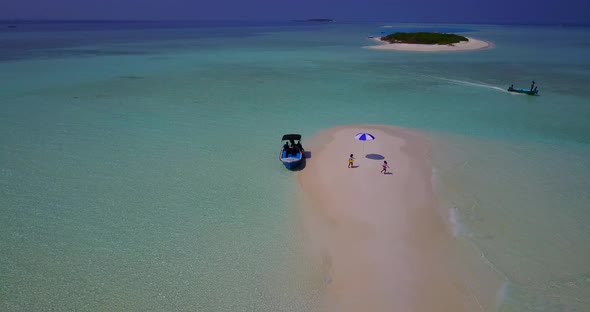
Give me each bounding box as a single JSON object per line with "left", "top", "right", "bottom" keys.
{"left": 297, "top": 125, "right": 503, "bottom": 312}
{"left": 365, "top": 36, "right": 491, "bottom": 52}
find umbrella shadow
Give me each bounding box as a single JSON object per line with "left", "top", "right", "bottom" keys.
{"left": 365, "top": 153, "right": 385, "bottom": 160}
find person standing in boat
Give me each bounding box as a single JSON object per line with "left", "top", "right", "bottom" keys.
{"left": 530, "top": 81, "right": 535, "bottom": 91}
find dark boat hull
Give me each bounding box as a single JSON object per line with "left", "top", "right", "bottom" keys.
{"left": 508, "top": 88, "right": 538, "bottom": 95}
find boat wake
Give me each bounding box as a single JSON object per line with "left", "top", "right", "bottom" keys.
{"left": 427, "top": 76, "right": 508, "bottom": 93}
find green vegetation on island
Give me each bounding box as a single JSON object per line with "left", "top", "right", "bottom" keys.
{"left": 302, "top": 19, "right": 334, "bottom": 22}
{"left": 381, "top": 32, "right": 468, "bottom": 45}
{"left": 293, "top": 18, "right": 336, "bottom": 23}
{"left": 292, "top": 18, "right": 335, "bottom": 23}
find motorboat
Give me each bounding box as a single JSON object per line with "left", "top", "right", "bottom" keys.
{"left": 508, "top": 86, "right": 538, "bottom": 95}
{"left": 279, "top": 134, "right": 305, "bottom": 169}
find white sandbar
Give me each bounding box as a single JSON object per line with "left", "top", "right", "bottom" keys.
{"left": 365, "top": 36, "right": 491, "bottom": 52}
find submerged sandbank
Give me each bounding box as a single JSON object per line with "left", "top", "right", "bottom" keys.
{"left": 366, "top": 36, "right": 491, "bottom": 52}
{"left": 297, "top": 125, "right": 502, "bottom": 312}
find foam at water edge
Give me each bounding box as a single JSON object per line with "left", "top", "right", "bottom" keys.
{"left": 495, "top": 281, "right": 510, "bottom": 309}
{"left": 449, "top": 206, "right": 466, "bottom": 237}
{"left": 431, "top": 166, "right": 467, "bottom": 238}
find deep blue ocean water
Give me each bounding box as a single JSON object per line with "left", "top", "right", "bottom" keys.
{"left": 1, "top": 20, "right": 589, "bottom": 311}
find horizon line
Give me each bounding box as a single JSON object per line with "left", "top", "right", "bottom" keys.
{"left": 1, "top": 19, "right": 588, "bottom": 27}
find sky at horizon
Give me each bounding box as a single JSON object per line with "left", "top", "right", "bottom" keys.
{"left": 1, "top": 0, "right": 589, "bottom": 25}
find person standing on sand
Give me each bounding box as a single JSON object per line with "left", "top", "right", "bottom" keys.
{"left": 381, "top": 160, "right": 389, "bottom": 174}
{"left": 348, "top": 154, "right": 355, "bottom": 168}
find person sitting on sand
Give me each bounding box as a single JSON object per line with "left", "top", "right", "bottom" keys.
{"left": 348, "top": 154, "right": 355, "bottom": 168}
{"left": 381, "top": 160, "right": 390, "bottom": 174}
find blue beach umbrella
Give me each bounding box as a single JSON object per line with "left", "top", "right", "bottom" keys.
{"left": 355, "top": 132, "right": 375, "bottom": 141}
{"left": 355, "top": 132, "right": 375, "bottom": 153}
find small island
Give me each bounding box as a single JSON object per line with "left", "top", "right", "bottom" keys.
{"left": 381, "top": 32, "right": 468, "bottom": 45}
{"left": 305, "top": 18, "right": 334, "bottom": 22}
{"left": 293, "top": 18, "right": 335, "bottom": 23}
{"left": 366, "top": 31, "right": 491, "bottom": 52}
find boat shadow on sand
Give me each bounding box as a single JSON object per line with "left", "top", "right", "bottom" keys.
{"left": 291, "top": 151, "right": 312, "bottom": 171}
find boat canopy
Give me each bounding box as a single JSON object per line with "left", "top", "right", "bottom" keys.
{"left": 281, "top": 134, "right": 302, "bottom": 141}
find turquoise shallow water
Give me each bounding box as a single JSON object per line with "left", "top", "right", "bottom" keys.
{"left": 1, "top": 21, "right": 589, "bottom": 311}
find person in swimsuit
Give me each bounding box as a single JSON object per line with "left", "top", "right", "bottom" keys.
{"left": 348, "top": 154, "right": 355, "bottom": 168}
{"left": 381, "top": 160, "right": 389, "bottom": 174}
